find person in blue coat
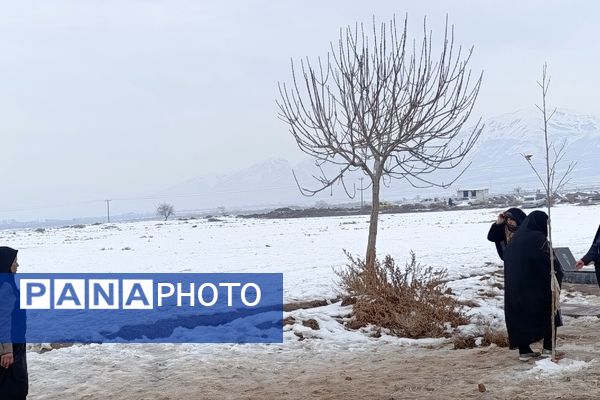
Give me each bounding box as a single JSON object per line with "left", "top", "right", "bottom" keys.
{"left": 0, "top": 247, "right": 28, "bottom": 400}
{"left": 575, "top": 225, "right": 600, "bottom": 286}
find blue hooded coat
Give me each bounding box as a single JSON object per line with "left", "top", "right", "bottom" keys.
{"left": 0, "top": 247, "right": 28, "bottom": 399}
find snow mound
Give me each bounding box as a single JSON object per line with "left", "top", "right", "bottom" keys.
{"left": 528, "top": 358, "right": 588, "bottom": 376}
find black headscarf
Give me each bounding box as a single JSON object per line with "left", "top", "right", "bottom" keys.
{"left": 487, "top": 207, "right": 528, "bottom": 260}
{"left": 505, "top": 207, "right": 527, "bottom": 226}
{"left": 0, "top": 246, "right": 18, "bottom": 273}
{"left": 504, "top": 207, "right": 528, "bottom": 233}
{"left": 0, "top": 247, "right": 18, "bottom": 290}
{"left": 523, "top": 210, "right": 548, "bottom": 236}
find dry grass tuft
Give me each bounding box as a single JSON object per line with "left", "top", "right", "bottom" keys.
{"left": 452, "top": 318, "right": 508, "bottom": 349}
{"left": 337, "top": 251, "right": 468, "bottom": 338}
{"left": 452, "top": 334, "right": 477, "bottom": 349}
{"left": 480, "top": 325, "right": 509, "bottom": 347}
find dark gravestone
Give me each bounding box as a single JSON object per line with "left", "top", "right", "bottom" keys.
{"left": 555, "top": 247, "right": 598, "bottom": 285}
{"left": 555, "top": 247, "right": 577, "bottom": 271}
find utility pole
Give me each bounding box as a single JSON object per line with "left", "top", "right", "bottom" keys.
{"left": 359, "top": 177, "right": 364, "bottom": 209}
{"left": 105, "top": 200, "right": 111, "bottom": 223}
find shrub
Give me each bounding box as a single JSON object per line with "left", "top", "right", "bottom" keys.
{"left": 480, "top": 325, "right": 508, "bottom": 347}
{"left": 452, "top": 317, "right": 508, "bottom": 349}
{"left": 453, "top": 334, "right": 477, "bottom": 349}
{"left": 337, "top": 251, "right": 468, "bottom": 338}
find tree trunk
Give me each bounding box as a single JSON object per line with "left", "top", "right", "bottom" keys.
{"left": 365, "top": 174, "right": 381, "bottom": 270}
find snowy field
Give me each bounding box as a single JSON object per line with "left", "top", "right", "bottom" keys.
{"left": 4, "top": 204, "right": 599, "bottom": 301}
{"left": 2, "top": 204, "right": 600, "bottom": 399}
{"left": 2, "top": 204, "right": 599, "bottom": 344}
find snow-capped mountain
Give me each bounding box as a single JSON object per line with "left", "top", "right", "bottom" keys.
{"left": 160, "top": 108, "right": 600, "bottom": 211}
{"left": 459, "top": 108, "right": 600, "bottom": 191}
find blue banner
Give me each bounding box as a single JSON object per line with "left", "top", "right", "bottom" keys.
{"left": 0, "top": 273, "right": 283, "bottom": 343}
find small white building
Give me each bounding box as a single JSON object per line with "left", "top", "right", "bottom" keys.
{"left": 457, "top": 189, "right": 489, "bottom": 204}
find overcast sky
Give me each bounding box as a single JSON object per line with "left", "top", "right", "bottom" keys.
{"left": 1, "top": 0, "right": 599, "bottom": 220}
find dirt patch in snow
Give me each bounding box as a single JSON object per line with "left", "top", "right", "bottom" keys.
{"left": 25, "top": 313, "right": 600, "bottom": 400}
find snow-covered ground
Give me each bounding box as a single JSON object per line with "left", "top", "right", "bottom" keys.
{"left": 4, "top": 204, "right": 598, "bottom": 301}
{"left": 2, "top": 204, "right": 600, "bottom": 398}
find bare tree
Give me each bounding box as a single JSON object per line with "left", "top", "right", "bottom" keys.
{"left": 277, "top": 15, "right": 483, "bottom": 268}
{"left": 514, "top": 186, "right": 522, "bottom": 196}
{"left": 522, "top": 63, "right": 576, "bottom": 360}
{"left": 156, "top": 203, "right": 175, "bottom": 221}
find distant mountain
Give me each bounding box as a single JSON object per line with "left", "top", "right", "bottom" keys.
{"left": 458, "top": 108, "right": 600, "bottom": 191}
{"left": 159, "top": 108, "right": 600, "bottom": 211}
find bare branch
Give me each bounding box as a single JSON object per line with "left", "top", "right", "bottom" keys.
{"left": 277, "top": 15, "right": 482, "bottom": 196}
{"left": 278, "top": 15, "right": 482, "bottom": 269}
{"left": 521, "top": 153, "right": 549, "bottom": 193}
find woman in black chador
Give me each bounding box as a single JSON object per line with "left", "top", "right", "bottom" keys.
{"left": 503, "top": 211, "right": 562, "bottom": 361}
{"left": 487, "top": 208, "right": 527, "bottom": 260}
{"left": 0, "top": 247, "right": 28, "bottom": 399}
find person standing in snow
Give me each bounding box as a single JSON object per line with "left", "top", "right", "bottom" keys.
{"left": 575, "top": 224, "right": 600, "bottom": 286}
{"left": 487, "top": 208, "right": 527, "bottom": 260}
{"left": 0, "top": 247, "right": 28, "bottom": 399}
{"left": 503, "top": 211, "right": 562, "bottom": 361}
